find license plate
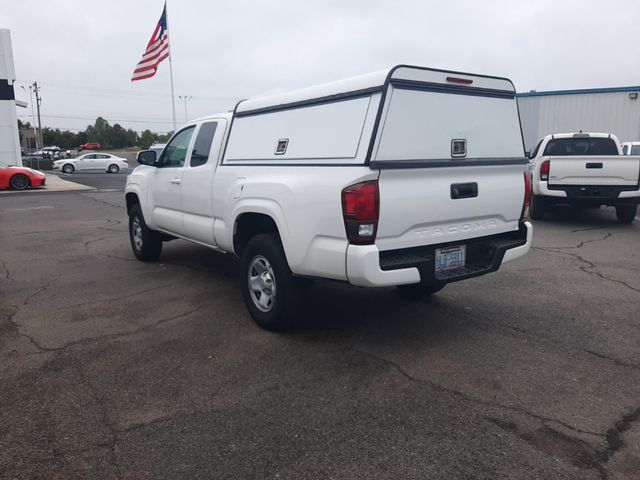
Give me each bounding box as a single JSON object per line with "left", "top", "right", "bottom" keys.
{"left": 435, "top": 245, "right": 466, "bottom": 272}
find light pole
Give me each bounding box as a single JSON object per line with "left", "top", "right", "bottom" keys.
{"left": 21, "top": 85, "right": 39, "bottom": 150}
{"left": 178, "top": 95, "right": 192, "bottom": 123}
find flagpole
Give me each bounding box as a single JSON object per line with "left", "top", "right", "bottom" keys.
{"left": 164, "top": 0, "right": 177, "bottom": 132}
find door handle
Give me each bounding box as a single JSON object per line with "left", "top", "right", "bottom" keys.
{"left": 586, "top": 162, "right": 603, "bottom": 169}
{"left": 170, "top": 178, "right": 182, "bottom": 184}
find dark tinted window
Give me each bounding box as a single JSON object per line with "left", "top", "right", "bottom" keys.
{"left": 190, "top": 122, "right": 218, "bottom": 167}
{"left": 543, "top": 137, "right": 618, "bottom": 156}
{"left": 631, "top": 145, "right": 640, "bottom": 155}
{"left": 159, "top": 127, "right": 195, "bottom": 168}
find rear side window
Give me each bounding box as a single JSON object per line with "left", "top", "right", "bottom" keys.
{"left": 543, "top": 138, "right": 618, "bottom": 156}
{"left": 632, "top": 145, "right": 640, "bottom": 155}
{"left": 190, "top": 122, "right": 218, "bottom": 167}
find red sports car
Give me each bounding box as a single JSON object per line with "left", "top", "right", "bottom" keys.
{"left": 0, "top": 162, "right": 47, "bottom": 190}
{"left": 79, "top": 142, "right": 102, "bottom": 151}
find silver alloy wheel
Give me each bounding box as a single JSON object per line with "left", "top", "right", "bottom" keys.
{"left": 109, "top": 164, "right": 119, "bottom": 173}
{"left": 63, "top": 164, "right": 73, "bottom": 174}
{"left": 248, "top": 255, "right": 277, "bottom": 312}
{"left": 132, "top": 217, "right": 143, "bottom": 251}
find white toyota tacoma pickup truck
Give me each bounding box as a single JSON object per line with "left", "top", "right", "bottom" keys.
{"left": 528, "top": 132, "right": 640, "bottom": 223}
{"left": 125, "top": 65, "right": 533, "bottom": 330}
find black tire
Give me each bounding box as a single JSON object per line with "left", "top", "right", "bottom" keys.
{"left": 396, "top": 281, "right": 446, "bottom": 299}
{"left": 240, "top": 233, "right": 296, "bottom": 331}
{"left": 62, "top": 164, "right": 74, "bottom": 174}
{"left": 616, "top": 204, "right": 637, "bottom": 224}
{"left": 108, "top": 164, "right": 119, "bottom": 174}
{"left": 10, "top": 174, "right": 30, "bottom": 191}
{"left": 529, "top": 194, "right": 546, "bottom": 220}
{"left": 128, "top": 204, "right": 162, "bottom": 261}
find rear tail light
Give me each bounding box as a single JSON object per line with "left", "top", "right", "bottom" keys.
{"left": 341, "top": 180, "right": 379, "bottom": 245}
{"left": 540, "top": 160, "right": 550, "bottom": 181}
{"left": 521, "top": 172, "right": 532, "bottom": 221}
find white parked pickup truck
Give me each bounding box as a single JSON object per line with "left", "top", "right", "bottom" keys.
{"left": 125, "top": 65, "right": 533, "bottom": 330}
{"left": 528, "top": 132, "right": 640, "bottom": 223}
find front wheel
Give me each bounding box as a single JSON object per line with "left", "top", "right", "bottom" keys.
{"left": 62, "top": 164, "right": 75, "bottom": 174}
{"left": 616, "top": 204, "right": 637, "bottom": 224}
{"left": 10, "top": 174, "right": 30, "bottom": 190}
{"left": 529, "top": 194, "right": 546, "bottom": 220}
{"left": 396, "top": 281, "right": 445, "bottom": 299}
{"left": 128, "top": 204, "right": 162, "bottom": 261}
{"left": 240, "top": 234, "right": 296, "bottom": 331}
{"left": 108, "top": 164, "right": 119, "bottom": 174}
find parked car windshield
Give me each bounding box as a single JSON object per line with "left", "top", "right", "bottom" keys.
{"left": 543, "top": 137, "right": 619, "bottom": 156}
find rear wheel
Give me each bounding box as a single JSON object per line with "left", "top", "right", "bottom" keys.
{"left": 10, "top": 174, "right": 30, "bottom": 190}
{"left": 62, "top": 164, "right": 74, "bottom": 174}
{"left": 128, "top": 204, "right": 162, "bottom": 261}
{"left": 616, "top": 204, "right": 637, "bottom": 224}
{"left": 529, "top": 194, "right": 546, "bottom": 220}
{"left": 240, "top": 233, "right": 296, "bottom": 331}
{"left": 108, "top": 164, "right": 119, "bottom": 174}
{"left": 396, "top": 281, "right": 445, "bottom": 299}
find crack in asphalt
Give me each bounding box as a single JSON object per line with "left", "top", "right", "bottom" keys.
{"left": 355, "top": 348, "right": 640, "bottom": 479}
{"left": 469, "top": 314, "right": 640, "bottom": 371}
{"left": 84, "top": 235, "right": 120, "bottom": 249}
{"left": 353, "top": 348, "right": 602, "bottom": 437}
{"left": 57, "top": 282, "right": 179, "bottom": 310}
{"left": 75, "top": 192, "right": 123, "bottom": 209}
{"left": 23, "top": 277, "right": 59, "bottom": 306}
{"left": 536, "top": 232, "right": 614, "bottom": 250}
{"left": 599, "top": 406, "right": 640, "bottom": 465}
{"left": 0, "top": 257, "right": 15, "bottom": 282}
{"left": 535, "top": 246, "right": 640, "bottom": 294}
{"left": 74, "top": 362, "right": 120, "bottom": 475}
{"left": 4, "top": 305, "right": 50, "bottom": 353}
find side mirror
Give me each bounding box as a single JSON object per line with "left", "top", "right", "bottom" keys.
{"left": 137, "top": 150, "right": 157, "bottom": 166}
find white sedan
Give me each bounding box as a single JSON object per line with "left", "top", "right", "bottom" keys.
{"left": 53, "top": 153, "right": 129, "bottom": 174}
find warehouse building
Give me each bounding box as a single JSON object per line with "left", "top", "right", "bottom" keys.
{"left": 517, "top": 86, "right": 640, "bottom": 152}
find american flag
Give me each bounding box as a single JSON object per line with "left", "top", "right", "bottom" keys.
{"left": 131, "top": 3, "right": 170, "bottom": 81}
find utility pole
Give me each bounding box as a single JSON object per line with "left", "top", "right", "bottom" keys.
{"left": 178, "top": 95, "right": 192, "bottom": 123}
{"left": 21, "top": 85, "right": 39, "bottom": 150}
{"left": 32, "top": 82, "right": 43, "bottom": 149}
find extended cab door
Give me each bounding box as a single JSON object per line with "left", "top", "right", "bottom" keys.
{"left": 147, "top": 126, "right": 196, "bottom": 234}
{"left": 180, "top": 119, "right": 227, "bottom": 245}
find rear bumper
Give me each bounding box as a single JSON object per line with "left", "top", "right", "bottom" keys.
{"left": 346, "top": 222, "right": 532, "bottom": 287}
{"left": 539, "top": 183, "right": 640, "bottom": 204}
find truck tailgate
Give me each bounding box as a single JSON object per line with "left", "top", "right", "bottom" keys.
{"left": 376, "top": 164, "right": 525, "bottom": 251}
{"left": 547, "top": 155, "right": 640, "bottom": 186}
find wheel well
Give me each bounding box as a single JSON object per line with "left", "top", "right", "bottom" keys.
{"left": 233, "top": 213, "right": 280, "bottom": 256}
{"left": 126, "top": 192, "right": 140, "bottom": 214}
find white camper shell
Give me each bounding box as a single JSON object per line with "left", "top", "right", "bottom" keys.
{"left": 225, "top": 66, "right": 524, "bottom": 166}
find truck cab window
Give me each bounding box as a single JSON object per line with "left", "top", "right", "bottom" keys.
{"left": 190, "top": 122, "right": 218, "bottom": 167}
{"left": 159, "top": 127, "right": 195, "bottom": 168}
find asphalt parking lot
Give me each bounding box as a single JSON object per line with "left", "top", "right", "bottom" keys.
{"left": 1, "top": 190, "right": 639, "bottom": 479}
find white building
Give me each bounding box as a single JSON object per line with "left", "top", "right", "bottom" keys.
{"left": 0, "top": 28, "right": 21, "bottom": 166}
{"left": 517, "top": 86, "right": 640, "bottom": 152}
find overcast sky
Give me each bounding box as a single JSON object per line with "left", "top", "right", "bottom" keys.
{"left": 2, "top": 0, "right": 639, "bottom": 133}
